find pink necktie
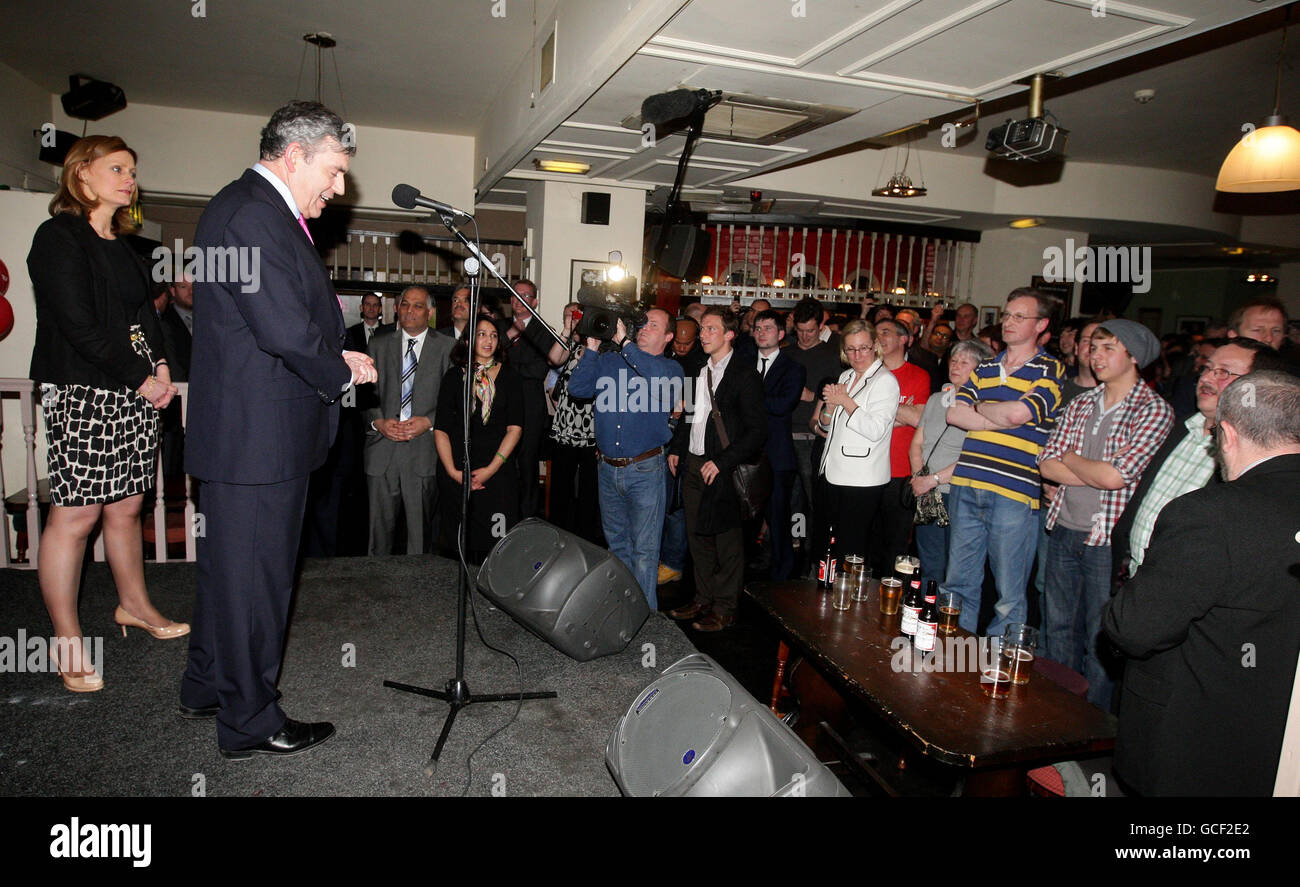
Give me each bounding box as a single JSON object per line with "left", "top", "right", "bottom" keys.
{"left": 297, "top": 214, "right": 314, "bottom": 244}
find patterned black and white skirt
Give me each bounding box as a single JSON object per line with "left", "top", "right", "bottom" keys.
{"left": 41, "top": 325, "right": 160, "bottom": 507}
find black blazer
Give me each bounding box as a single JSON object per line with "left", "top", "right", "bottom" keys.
{"left": 1102, "top": 453, "right": 1300, "bottom": 796}
{"left": 185, "top": 169, "right": 351, "bottom": 484}
{"left": 671, "top": 354, "right": 767, "bottom": 534}
{"left": 346, "top": 320, "right": 394, "bottom": 354}
{"left": 27, "top": 213, "right": 163, "bottom": 390}
{"left": 1111, "top": 417, "right": 1221, "bottom": 584}
{"left": 759, "top": 350, "right": 806, "bottom": 472}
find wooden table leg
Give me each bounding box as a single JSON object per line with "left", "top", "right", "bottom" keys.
{"left": 962, "top": 765, "right": 1029, "bottom": 797}
{"left": 770, "top": 640, "right": 790, "bottom": 713}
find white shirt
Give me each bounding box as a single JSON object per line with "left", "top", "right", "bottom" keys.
{"left": 173, "top": 305, "right": 194, "bottom": 334}
{"left": 819, "top": 327, "right": 832, "bottom": 343}
{"left": 362, "top": 319, "right": 382, "bottom": 343}
{"left": 690, "top": 349, "right": 734, "bottom": 456}
{"left": 401, "top": 328, "right": 429, "bottom": 364}
{"left": 757, "top": 348, "right": 779, "bottom": 376}
{"left": 251, "top": 163, "right": 300, "bottom": 220}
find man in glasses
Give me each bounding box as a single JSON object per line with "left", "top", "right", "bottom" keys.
{"left": 941, "top": 288, "right": 1064, "bottom": 636}
{"left": 1112, "top": 338, "right": 1288, "bottom": 586}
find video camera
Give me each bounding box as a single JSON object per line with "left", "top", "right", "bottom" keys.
{"left": 573, "top": 255, "right": 644, "bottom": 343}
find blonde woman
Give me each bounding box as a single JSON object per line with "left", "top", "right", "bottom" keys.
{"left": 811, "top": 320, "right": 899, "bottom": 567}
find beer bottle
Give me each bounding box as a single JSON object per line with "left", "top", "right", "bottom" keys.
{"left": 900, "top": 574, "right": 923, "bottom": 636}
{"left": 914, "top": 581, "right": 939, "bottom": 652}
{"left": 818, "top": 530, "right": 837, "bottom": 591}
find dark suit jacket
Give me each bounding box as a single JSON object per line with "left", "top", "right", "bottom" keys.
{"left": 1102, "top": 453, "right": 1300, "bottom": 796}
{"left": 28, "top": 213, "right": 163, "bottom": 390}
{"left": 1111, "top": 417, "right": 1221, "bottom": 584}
{"left": 185, "top": 168, "right": 351, "bottom": 484}
{"left": 157, "top": 304, "right": 192, "bottom": 382}
{"left": 759, "top": 350, "right": 806, "bottom": 472}
{"left": 363, "top": 329, "right": 453, "bottom": 476}
{"left": 346, "top": 320, "right": 394, "bottom": 353}
{"left": 670, "top": 354, "right": 767, "bottom": 534}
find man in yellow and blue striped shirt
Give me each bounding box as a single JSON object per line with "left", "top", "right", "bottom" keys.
{"left": 940, "top": 288, "right": 1064, "bottom": 636}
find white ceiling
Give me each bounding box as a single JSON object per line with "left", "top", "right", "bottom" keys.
{"left": 0, "top": 0, "right": 1293, "bottom": 232}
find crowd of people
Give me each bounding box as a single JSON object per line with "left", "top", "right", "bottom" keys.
{"left": 23, "top": 104, "right": 1300, "bottom": 782}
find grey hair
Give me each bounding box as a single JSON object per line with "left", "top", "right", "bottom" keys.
{"left": 259, "top": 101, "right": 354, "bottom": 161}
{"left": 950, "top": 338, "right": 996, "bottom": 365}
{"left": 1216, "top": 370, "right": 1300, "bottom": 449}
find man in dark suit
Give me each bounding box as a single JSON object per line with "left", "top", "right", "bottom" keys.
{"left": 347, "top": 292, "right": 394, "bottom": 352}
{"left": 1103, "top": 371, "right": 1300, "bottom": 796}
{"left": 435, "top": 284, "right": 471, "bottom": 342}
{"left": 668, "top": 306, "right": 767, "bottom": 631}
{"left": 498, "top": 278, "right": 556, "bottom": 519}
{"left": 151, "top": 280, "right": 193, "bottom": 478}
{"left": 180, "top": 101, "right": 376, "bottom": 760}
{"left": 364, "top": 286, "right": 453, "bottom": 554}
{"left": 750, "top": 309, "right": 805, "bottom": 580}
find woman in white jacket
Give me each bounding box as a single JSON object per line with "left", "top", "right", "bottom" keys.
{"left": 811, "top": 319, "right": 900, "bottom": 567}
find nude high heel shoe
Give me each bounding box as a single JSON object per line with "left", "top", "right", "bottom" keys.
{"left": 52, "top": 641, "right": 103, "bottom": 693}
{"left": 114, "top": 606, "right": 190, "bottom": 640}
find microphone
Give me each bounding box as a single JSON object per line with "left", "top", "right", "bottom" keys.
{"left": 391, "top": 183, "right": 472, "bottom": 219}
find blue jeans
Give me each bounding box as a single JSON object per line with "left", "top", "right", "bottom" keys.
{"left": 914, "top": 492, "right": 951, "bottom": 593}
{"left": 1043, "top": 527, "right": 1116, "bottom": 710}
{"left": 598, "top": 455, "right": 668, "bottom": 610}
{"left": 940, "top": 485, "right": 1038, "bottom": 637}
{"left": 660, "top": 470, "right": 687, "bottom": 572}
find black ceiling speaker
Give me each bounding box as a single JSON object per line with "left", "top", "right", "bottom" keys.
{"left": 607, "top": 653, "right": 851, "bottom": 796}
{"left": 477, "top": 518, "right": 649, "bottom": 661}
{"left": 644, "top": 225, "right": 710, "bottom": 280}
{"left": 37, "top": 128, "right": 81, "bottom": 166}
{"left": 61, "top": 74, "right": 127, "bottom": 121}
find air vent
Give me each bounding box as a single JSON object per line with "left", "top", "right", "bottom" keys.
{"left": 623, "top": 92, "right": 855, "bottom": 146}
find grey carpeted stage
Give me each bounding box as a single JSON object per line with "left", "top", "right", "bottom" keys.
{"left": 0, "top": 556, "right": 698, "bottom": 797}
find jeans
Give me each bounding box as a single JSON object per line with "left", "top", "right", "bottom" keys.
{"left": 660, "top": 470, "right": 688, "bottom": 572}
{"left": 940, "top": 485, "right": 1038, "bottom": 637}
{"left": 1043, "top": 527, "right": 1117, "bottom": 710}
{"left": 598, "top": 454, "right": 668, "bottom": 611}
{"left": 913, "top": 492, "right": 951, "bottom": 593}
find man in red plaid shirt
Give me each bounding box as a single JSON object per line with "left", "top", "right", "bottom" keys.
{"left": 1038, "top": 319, "right": 1173, "bottom": 710}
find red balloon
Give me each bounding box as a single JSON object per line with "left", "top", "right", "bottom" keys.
{"left": 0, "top": 295, "right": 13, "bottom": 341}
{"left": 0, "top": 258, "right": 9, "bottom": 297}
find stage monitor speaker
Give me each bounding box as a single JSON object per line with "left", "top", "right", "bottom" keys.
{"left": 607, "top": 653, "right": 850, "bottom": 796}
{"left": 478, "top": 518, "right": 649, "bottom": 662}
{"left": 581, "top": 192, "right": 611, "bottom": 225}
{"left": 646, "top": 225, "right": 711, "bottom": 280}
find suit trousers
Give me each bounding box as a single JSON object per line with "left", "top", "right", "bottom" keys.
{"left": 367, "top": 461, "right": 437, "bottom": 555}
{"left": 517, "top": 391, "right": 548, "bottom": 519}
{"left": 871, "top": 476, "right": 915, "bottom": 577}
{"left": 180, "top": 476, "right": 309, "bottom": 750}
{"left": 682, "top": 453, "right": 744, "bottom": 620}
{"left": 765, "top": 469, "right": 797, "bottom": 580}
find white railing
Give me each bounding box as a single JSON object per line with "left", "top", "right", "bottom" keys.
{"left": 0, "top": 379, "right": 195, "bottom": 568}
{"left": 325, "top": 229, "right": 528, "bottom": 286}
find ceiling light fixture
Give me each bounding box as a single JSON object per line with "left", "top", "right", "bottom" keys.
{"left": 534, "top": 158, "right": 591, "bottom": 174}
{"left": 1216, "top": 18, "right": 1300, "bottom": 193}
{"left": 872, "top": 140, "right": 928, "bottom": 198}
{"left": 1009, "top": 217, "right": 1044, "bottom": 229}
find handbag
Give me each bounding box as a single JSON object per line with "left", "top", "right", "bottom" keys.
{"left": 707, "top": 367, "right": 772, "bottom": 520}
{"left": 911, "top": 424, "right": 953, "bottom": 527}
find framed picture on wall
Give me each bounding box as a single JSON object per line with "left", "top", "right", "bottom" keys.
{"left": 980, "top": 305, "right": 999, "bottom": 329}
{"left": 1176, "top": 315, "right": 1211, "bottom": 336}
{"left": 570, "top": 260, "right": 606, "bottom": 300}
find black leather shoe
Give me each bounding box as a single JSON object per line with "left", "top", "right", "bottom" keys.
{"left": 179, "top": 703, "right": 219, "bottom": 719}
{"left": 219, "top": 719, "right": 336, "bottom": 760}
{"left": 668, "top": 601, "right": 707, "bottom": 621}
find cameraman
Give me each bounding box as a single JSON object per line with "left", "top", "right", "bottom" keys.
{"left": 567, "top": 309, "right": 684, "bottom": 609}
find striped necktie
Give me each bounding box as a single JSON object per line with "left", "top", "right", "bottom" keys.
{"left": 400, "top": 338, "right": 418, "bottom": 421}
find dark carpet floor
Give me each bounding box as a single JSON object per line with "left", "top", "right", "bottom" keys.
{"left": 0, "top": 556, "right": 702, "bottom": 797}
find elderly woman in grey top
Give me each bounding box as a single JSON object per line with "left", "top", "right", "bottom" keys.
{"left": 908, "top": 338, "right": 996, "bottom": 591}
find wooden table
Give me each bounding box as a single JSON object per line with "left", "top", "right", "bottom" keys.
{"left": 746, "top": 580, "right": 1117, "bottom": 796}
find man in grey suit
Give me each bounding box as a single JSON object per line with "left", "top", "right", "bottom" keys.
{"left": 364, "top": 286, "right": 453, "bottom": 554}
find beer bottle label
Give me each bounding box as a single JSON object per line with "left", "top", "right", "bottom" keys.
{"left": 828, "top": 558, "right": 837, "bottom": 584}
{"left": 914, "top": 619, "right": 937, "bottom": 651}
{"left": 901, "top": 605, "right": 920, "bottom": 635}
{"left": 818, "top": 558, "right": 827, "bottom": 584}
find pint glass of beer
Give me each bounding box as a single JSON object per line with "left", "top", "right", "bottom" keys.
{"left": 980, "top": 638, "right": 1013, "bottom": 698}
{"left": 1002, "top": 624, "right": 1037, "bottom": 685}
{"left": 879, "top": 577, "right": 902, "bottom": 615}
{"left": 938, "top": 591, "right": 961, "bottom": 636}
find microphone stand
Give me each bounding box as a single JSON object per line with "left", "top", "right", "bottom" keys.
{"left": 383, "top": 211, "right": 563, "bottom": 773}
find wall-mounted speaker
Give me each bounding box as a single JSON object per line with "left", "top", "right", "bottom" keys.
{"left": 646, "top": 225, "right": 711, "bottom": 281}
{"left": 478, "top": 518, "right": 649, "bottom": 661}
{"left": 581, "top": 191, "right": 611, "bottom": 225}
{"left": 607, "top": 653, "right": 850, "bottom": 796}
